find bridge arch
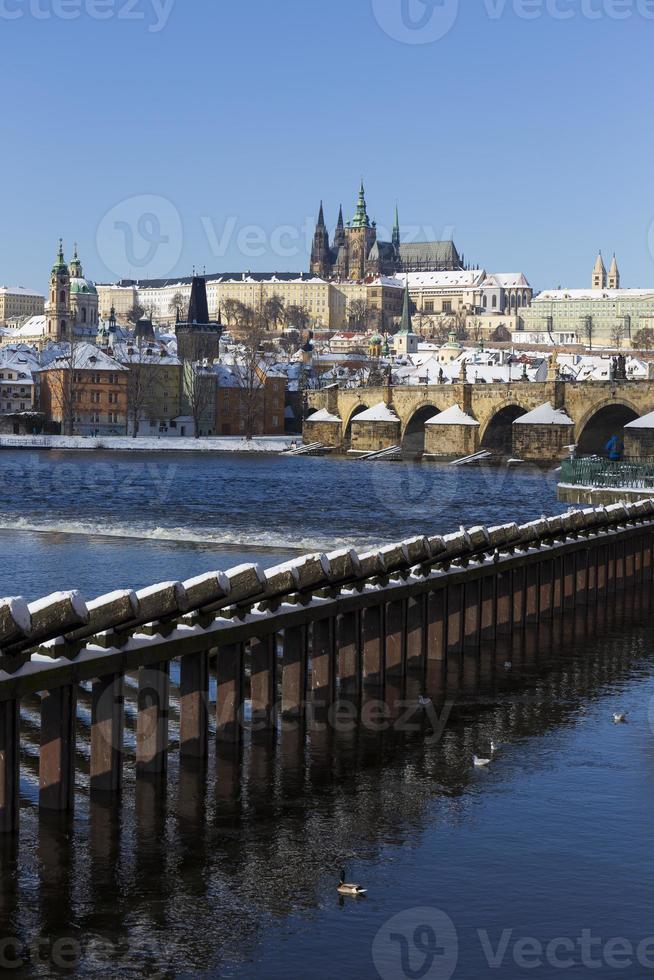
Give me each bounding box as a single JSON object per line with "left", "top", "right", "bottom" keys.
{"left": 575, "top": 400, "right": 640, "bottom": 456}
{"left": 480, "top": 404, "right": 529, "bottom": 454}
{"left": 401, "top": 404, "right": 441, "bottom": 457}
{"left": 343, "top": 403, "right": 371, "bottom": 450}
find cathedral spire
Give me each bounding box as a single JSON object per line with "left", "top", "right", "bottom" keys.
{"left": 317, "top": 200, "right": 326, "bottom": 228}
{"left": 310, "top": 200, "right": 331, "bottom": 276}
{"left": 352, "top": 180, "right": 370, "bottom": 229}
{"left": 392, "top": 203, "right": 400, "bottom": 250}
{"left": 69, "top": 242, "right": 82, "bottom": 278}
{"left": 334, "top": 204, "right": 345, "bottom": 248}
{"left": 52, "top": 238, "right": 67, "bottom": 274}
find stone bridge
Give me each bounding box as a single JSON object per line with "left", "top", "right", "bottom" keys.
{"left": 304, "top": 380, "right": 654, "bottom": 459}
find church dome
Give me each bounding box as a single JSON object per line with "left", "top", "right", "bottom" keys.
{"left": 70, "top": 277, "right": 97, "bottom": 295}
{"left": 370, "top": 333, "right": 383, "bottom": 344}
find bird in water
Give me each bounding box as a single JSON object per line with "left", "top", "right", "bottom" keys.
{"left": 612, "top": 712, "right": 628, "bottom": 724}
{"left": 418, "top": 695, "right": 432, "bottom": 708}
{"left": 504, "top": 661, "right": 512, "bottom": 671}
{"left": 474, "top": 754, "right": 492, "bottom": 768}
{"left": 337, "top": 869, "right": 367, "bottom": 896}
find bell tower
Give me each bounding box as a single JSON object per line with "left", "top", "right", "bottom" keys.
{"left": 45, "top": 239, "right": 70, "bottom": 340}
{"left": 310, "top": 202, "right": 331, "bottom": 278}
{"left": 345, "top": 181, "right": 377, "bottom": 280}
{"left": 592, "top": 251, "right": 607, "bottom": 290}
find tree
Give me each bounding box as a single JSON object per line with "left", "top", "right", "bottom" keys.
{"left": 231, "top": 311, "right": 270, "bottom": 439}
{"left": 126, "top": 303, "right": 145, "bottom": 325}
{"left": 633, "top": 327, "right": 654, "bottom": 350}
{"left": 348, "top": 299, "right": 370, "bottom": 332}
{"left": 181, "top": 333, "right": 219, "bottom": 438}
{"left": 611, "top": 324, "right": 625, "bottom": 349}
{"left": 168, "top": 292, "right": 186, "bottom": 321}
{"left": 119, "top": 336, "right": 161, "bottom": 437}
{"left": 222, "top": 298, "right": 245, "bottom": 327}
{"left": 284, "top": 304, "right": 311, "bottom": 334}
{"left": 583, "top": 318, "right": 595, "bottom": 350}
{"left": 262, "top": 294, "right": 285, "bottom": 332}
{"left": 42, "top": 340, "right": 89, "bottom": 436}
{"left": 490, "top": 324, "right": 511, "bottom": 343}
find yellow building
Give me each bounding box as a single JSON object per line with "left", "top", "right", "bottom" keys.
{"left": 0, "top": 286, "right": 44, "bottom": 325}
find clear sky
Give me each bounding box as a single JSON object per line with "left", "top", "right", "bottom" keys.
{"left": 2, "top": 0, "right": 653, "bottom": 293}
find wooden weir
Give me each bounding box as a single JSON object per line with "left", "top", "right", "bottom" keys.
{"left": 1, "top": 499, "right": 653, "bottom": 836}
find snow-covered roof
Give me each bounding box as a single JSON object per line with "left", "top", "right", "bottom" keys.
{"left": 307, "top": 408, "right": 342, "bottom": 423}
{"left": 0, "top": 286, "right": 44, "bottom": 297}
{"left": 483, "top": 273, "right": 530, "bottom": 289}
{"left": 535, "top": 288, "right": 654, "bottom": 301}
{"left": 394, "top": 270, "right": 486, "bottom": 290}
{"left": 353, "top": 402, "right": 400, "bottom": 423}
{"left": 625, "top": 411, "right": 654, "bottom": 429}
{"left": 513, "top": 402, "right": 574, "bottom": 425}
{"left": 41, "top": 342, "right": 127, "bottom": 372}
{"left": 426, "top": 405, "right": 479, "bottom": 426}
{"left": 11, "top": 315, "right": 47, "bottom": 337}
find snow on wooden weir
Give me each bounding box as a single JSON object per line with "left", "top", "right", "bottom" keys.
{"left": 1, "top": 499, "right": 654, "bottom": 835}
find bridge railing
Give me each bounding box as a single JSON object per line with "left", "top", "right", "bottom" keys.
{"left": 1, "top": 497, "right": 654, "bottom": 836}
{"left": 561, "top": 457, "right": 654, "bottom": 490}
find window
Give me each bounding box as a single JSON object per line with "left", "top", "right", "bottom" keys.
{"left": 91, "top": 391, "right": 101, "bottom": 404}
{"left": 442, "top": 301, "right": 452, "bottom": 314}
{"left": 425, "top": 301, "right": 434, "bottom": 313}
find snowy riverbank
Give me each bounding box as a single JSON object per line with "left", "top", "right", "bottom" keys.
{"left": 0, "top": 434, "right": 296, "bottom": 453}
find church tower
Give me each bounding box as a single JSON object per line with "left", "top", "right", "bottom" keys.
{"left": 592, "top": 251, "right": 607, "bottom": 290}
{"left": 608, "top": 254, "right": 620, "bottom": 290}
{"left": 310, "top": 202, "right": 331, "bottom": 278}
{"left": 345, "top": 181, "right": 377, "bottom": 280}
{"left": 45, "top": 239, "right": 71, "bottom": 340}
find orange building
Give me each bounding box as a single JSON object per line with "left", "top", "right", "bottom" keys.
{"left": 212, "top": 364, "right": 286, "bottom": 436}
{"left": 39, "top": 343, "right": 128, "bottom": 435}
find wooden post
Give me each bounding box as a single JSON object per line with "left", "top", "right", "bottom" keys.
{"left": 596, "top": 541, "right": 608, "bottom": 596}
{"left": 90, "top": 673, "right": 124, "bottom": 794}
{"left": 385, "top": 601, "right": 405, "bottom": 680}
{"left": 446, "top": 584, "right": 464, "bottom": 654}
{"left": 406, "top": 596, "right": 425, "bottom": 671}
{"left": 0, "top": 700, "right": 19, "bottom": 833}
{"left": 575, "top": 549, "right": 589, "bottom": 605}
{"left": 496, "top": 571, "right": 512, "bottom": 635}
{"left": 563, "top": 553, "right": 576, "bottom": 609}
{"left": 136, "top": 662, "right": 169, "bottom": 775}
{"left": 216, "top": 643, "right": 244, "bottom": 743}
{"left": 40, "top": 685, "right": 76, "bottom": 811}
{"left": 250, "top": 635, "right": 277, "bottom": 729}
{"left": 179, "top": 650, "right": 209, "bottom": 759}
{"left": 480, "top": 575, "right": 496, "bottom": 640}
{"left": 337, "top": 611, "right": 361, "bottom": 696}
{"left": 311, "top": 618, "right": 335, "bottom": 704}
{"left": 463, "top": 579, "right": 481, "bottom": 648}
{"left": 282, "top": 626, "right": 308, "bottom": 718}
{"left": 552, "top": 555, "right": 563, "bottom": 615}
{"left": 512, "top": 566, "right": 526, "bottom": 630}
{"left": 426, "top": 589, "right": 447, "bottom": 660}
{"left": 525, "top": 563, "right": 539, "bottom": 625}
{"left": 538, "top": 559, "right": 553, "bottom": 621}
{"left": 362, "top": 605, "right": 384, "bottom": 687}
{"left": 586, "top": 545, "right": 598, "bottom": 601}
{"left": 615, "top": 538, "right": 626, "bottom": 591}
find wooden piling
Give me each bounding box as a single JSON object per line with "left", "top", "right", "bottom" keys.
{"left": 362, "top": 604, "right": 384, "bottom": 687}
{"left": 136, "top": 662, "right": 169, "bottom": 775}
{"left": 337, "top": 611, "right": 360, "bottom": 695}
{"left": 310, "top": 618, "right": 335, "bottom": 703}
{"left": 250, "top": 635, "right": 277, "bottom": 729}
{"left": 40, "top": 685, "right": 76, "bottom": 811}
{"left": 90, "top": 673, "right": 124, "bottom": 794}
{"left": 0, "top": 700, "right": 19, "bottom": 832}
{"left": 179, "top": 651, "right": 209, "bottom": 759}
{"left": 384, "top": 601, "right": 405, "bottom": 679}
{"left": 216, "top": 643, "right": 244, "bottom": 742}
{"left": 281, "top": 626, "right": 308, "bottom": 718}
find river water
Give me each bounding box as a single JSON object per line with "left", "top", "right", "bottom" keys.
{"left": 2, "top": 451, "right": 654, "bottom": 979}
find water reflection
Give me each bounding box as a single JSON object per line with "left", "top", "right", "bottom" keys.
{"left": 7, "top": 588, "right": 654, "bottom": 976}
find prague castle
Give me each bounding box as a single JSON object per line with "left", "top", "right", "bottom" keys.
{"left": 310, "top": 182, "right": 462, "bottom": 280}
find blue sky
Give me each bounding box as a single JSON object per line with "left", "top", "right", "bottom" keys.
{"left": 2, "top": 0, "right": 653, "bottom": 292}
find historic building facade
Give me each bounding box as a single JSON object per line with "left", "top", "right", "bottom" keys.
{"left": 517, "top": 253, "right": 654, "bottom": 347}
{"left": 310, "top": 182, "right": 462, "bottom": 280}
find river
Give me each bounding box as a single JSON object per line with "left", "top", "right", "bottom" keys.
{"left": 2, "top": 451, "right": 653, "bottom": 979}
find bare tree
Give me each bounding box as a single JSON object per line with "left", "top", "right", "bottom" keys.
{"left": 262, "top": 294, "right": 285, "bottom": 332}
{"left": 168, "top": 292, "right": 186, "bottom": 321}
{"left": 633, "top": 327, "right": 654, "bottom": 350}
{"left": 611, "top": 324, "right": 625, "bottom": 349}
{"left": 126, "top": 303, "right": 145, "bottom": 326}
{"left": 583, "top": 318, "right": 595, "bottom": 350}
{"left": 231, "top": 312, "right": 270, "bottom": 440}
{"left": 284, "top": 304, "right": 311, "bottom": 334}
{"left": 181, "top": 333, "right": 219, "bottom": 438}
{"left": 118, "top": 336, "right": 161, "bottom": 437}
{"left": 347, "top": 299, "right": 370, "bottom": 333}
{"left": 42, "top": 340, "right": 88, "bottom": 436}
{"left": 222, "top": 298, "right": 246, "bottom": 327}
{"left": 490, "top": 324, "right": 511, "bottom": 343}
